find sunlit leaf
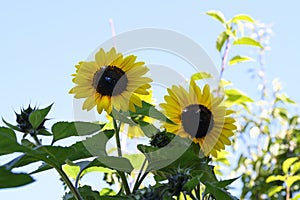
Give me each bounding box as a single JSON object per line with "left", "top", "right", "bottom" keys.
{"left": 283, "top": 157, "right": 299, "bottom": 173}
{"left": 123, "top": 153, "right": 145, "bottom": 170}
{"left": 232, "top": 14, "right": 255, "bottom": 23}
{"left": 220, "top": 79, "right": 232, "bottom": 88}
{"left": 266, "top": 175, "right": 285, "bottom": 183}
{"left": 286, "top": 175, "right": 300, "bottom": 187}
{"left": 291, "top": 161, "right": 300, "bottom": 175}
{"left": 191, "top": 72, "right": 213, "bottom": 81}
{"left": 206, "top": 10, "right": 226, "bottom": 24}
{"left": 216, "top": 31, "right": 229, "bottom": 52}
{"left": 225, "top": 89, "right": 254, "bottom": 107}
{"left": 268, "top": 185, "right": 284, "bottom": 197}
{"left": 228, "top": 55, "right": 254, "bottom": 66}
{"left": 63, "top": 164, "right": 80, "bottom": 180}
{"left": 233, "top": 37, "right": 263, "bottom": 48}
{"left": 292, "top": 193, "right": 300, "bottom": 200}
{"left": 100, "top": 188, "right": 116, "bottom": 196}
{"left": 276, "top": 93, "right": 296, "bottom": 104}
{"left": 273, "top": 107, "right": 289, "bottom": 120}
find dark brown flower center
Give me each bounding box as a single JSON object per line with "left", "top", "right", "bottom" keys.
{"left": 181, "top": 104, "right": 214, "bottom": 138}
{"left": 93, "top": 65, "right": 128, "bottom": 96}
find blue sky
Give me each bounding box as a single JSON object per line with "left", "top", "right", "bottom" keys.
{"left": 0, "top": 0, "right": 299, "bottom": 199}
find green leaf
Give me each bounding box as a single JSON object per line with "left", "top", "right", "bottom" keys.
{"left": 286, "top": 175, "right": 300, "bottom": 187}
{"left": 233, "top": 37, "right": 263, "bottom": 48}
{"left": 216, "top": 176, "right": 240, "bottom": 188}
{"left": 283, "top": 157, "right": 299, "bottom": 173}
{"left": 0, "top": 167, "right": 35, "bottom": 188}
{"left": 228, "top": 55, "right": 254, "bottom": 66}
{"left": 21, "top": 139, "right": 36, "bottom": 148}
{"left": 4, "top": 154, "right": 40, "bottom": 170}
{"left": 204, "top": 181, "right": 239, "bottom": 200}
{"left": 266, "top": 175, "right": 285, "bottom": 183}
{"left": 89, "top": 157, "right": 134, "bottom": 173}
{"left": 0, "top": 127, "right": 29, "bottom": 155}
{"left": 29, "top": 104, "right": 53, "bottom": 130}
{"left": 191, "top": 72, "right": 213, "bottom": 81}
{"left": 2, "top": 118, "right": 21, "bottom": 132}
{"left": 111, "top": 109, "right": 136, "bottom": 126}
{"left": 138, "top": 121, "right": 160, "bottom": 137}
{"left": 38, "top": 129, "right": 52, "bottom": 136}
{"left": 31, "top": 131, "right": 106, "bottom": 174}
{"left": 268, "top": 185, "right": 284, "bottom": 197}
{"left": 63, "top": 185, "right": 100, "bottom": 200}
{"left": 183, "top": 174, "right": 203, "bottom": 192}
{"left": 131, "top": 101, "right": 174, "bottom": 124}
{"left": 98, "top": 196, "right": 132, "bottom": 200}
{"left": 216, "top": 31, "right": 229, "bottom": 52}
{"left": 51, "top": 121, "right": 103, "bottom": 143}
{"left": 206, "top": 10, "right": 226, "bottom": 24}
{"left": 232, "top": 14, "right": 255, "bottom": 23}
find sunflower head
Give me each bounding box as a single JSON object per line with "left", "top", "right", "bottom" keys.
{"left": 160, "top": 80, "right": 236, "bottom": 158}
{"left": 70, "top": 48, "right": 152, "bottom": 114}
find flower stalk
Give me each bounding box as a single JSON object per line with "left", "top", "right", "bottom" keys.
{"left": 113, "top": 118, "right": 131, "bottom": 195}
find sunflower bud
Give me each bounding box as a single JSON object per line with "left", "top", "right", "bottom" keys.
{"left": 150, "top": 131, "right": 171, "bottom": 148}
{"left": 131, "top": 187, "right": 166, "bottom": 200}
{"left": 15, "top": 105, "right": 46, "bottom": 135}
{"left": 167, "top": 169, "right": 191, "bottom": 196}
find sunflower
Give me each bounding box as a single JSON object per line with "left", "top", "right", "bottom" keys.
{"left": 160, "top": 80, "right": 236, "bottom": 157}
{"left": 70, "top": 48, "right": 152, "bottom": 114}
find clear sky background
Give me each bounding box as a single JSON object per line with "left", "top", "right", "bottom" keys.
{"left": 0, "top": 0, "right": 299, "bottom": 199}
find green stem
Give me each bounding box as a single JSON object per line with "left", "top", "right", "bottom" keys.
{"left": 133, "top": 171, "right": 149, "bottom": 192}
{"left": 113, "top": 119, "right": 122, "bottom": 157}
{"left": 31, "top": 130, "right": 42, "bottom": 146}
{"left": 112, "top": 118, "right": 131, "bottom": 195}
{"left": 188, "top": 191, "right": 198, "bottom": 200}
{"left": 183, "top": 193, "right": 188, "bottom": 200}
{"left": 27, "top": 145, "right": 81, "bottom": 199}
{"left": 195, "top": 184, "right": 201, "bottom": 200}
{"left": 53, "top": 164, "right": 82, "bottom": 200}
{"left": 132, "top": 158, "right": 147, "bottom": 192}
{"left": 217, "top": 37, "right": 231, "bottom": 95}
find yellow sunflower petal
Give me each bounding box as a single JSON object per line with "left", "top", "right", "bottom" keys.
{"left": 161, "top": 80, "right": 236, "bottom": 158}
{"left": 70, "top": 48, "right": 152, "bottom": 114}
